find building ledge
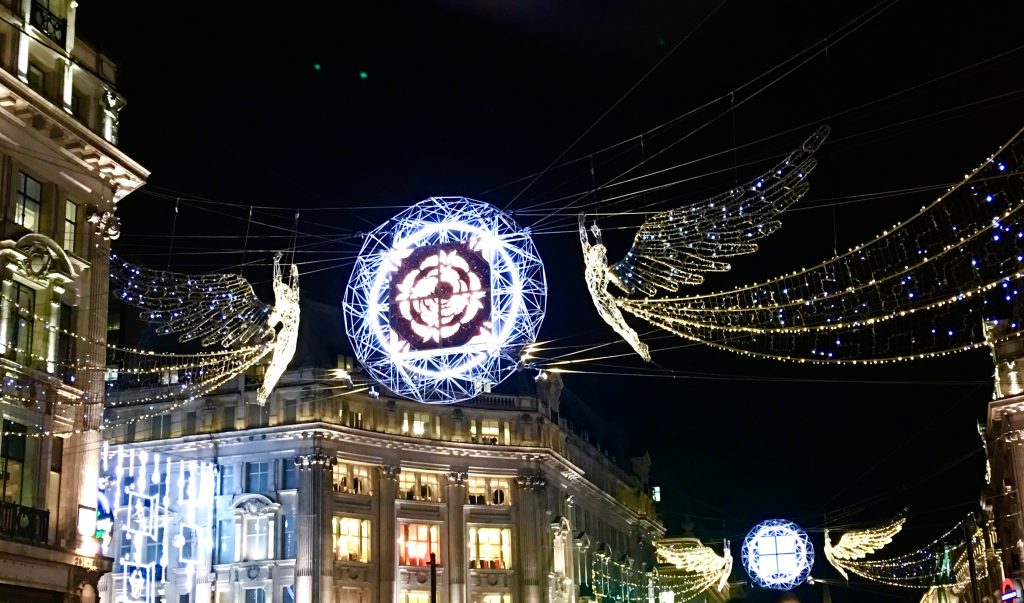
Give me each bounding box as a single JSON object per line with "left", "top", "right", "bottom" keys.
{"left": 0, "top": 68, "right": 148, "bottom": 202}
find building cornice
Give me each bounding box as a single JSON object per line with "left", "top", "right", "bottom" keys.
{"left": 0, "top": 68, "right": 148, "bottom": 201}
{"left": 121, "top": 421, "right": 664, "bottom": 533}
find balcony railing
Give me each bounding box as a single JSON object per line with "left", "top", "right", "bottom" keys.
{"left": 30, "top": 1, "right": 67, "bottom": 47}
{"left": 0, "top": 501, "right": 50, "bottom": 544}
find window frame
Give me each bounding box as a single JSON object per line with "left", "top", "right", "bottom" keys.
{"left": 468, "top": 525, "right": 513, "bottom": 570}
{"left": 63, "top": 199, "right": 77, "bottom": 252}
{"left": 398, "top": 522, "right": 440, "bottom": 567}
{"left": 332, "top": 515, "right": 371, "bottom": 563}
{"left": 14, "top": 170, "right": 42, "bottom": 231}
{"left": 245, "top": 461, "right": 270, "bottom": 493}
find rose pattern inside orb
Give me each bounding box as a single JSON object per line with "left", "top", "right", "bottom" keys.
{"left": 389, "top": 240, "right": 491, "bottom": 351}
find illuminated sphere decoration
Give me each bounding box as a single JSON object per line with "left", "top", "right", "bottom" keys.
{"left": 741, "top": 519, "right": 815, "bottom": 590}
{"left": 344, "top": 197, "right": 547, "bottom": 404}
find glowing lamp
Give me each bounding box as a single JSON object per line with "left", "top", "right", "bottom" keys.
{"left": 741, "top": 519, "right": 814, "bottom": 590}
{"left": 344, "top": 197, "right": 546, "bottom": 404}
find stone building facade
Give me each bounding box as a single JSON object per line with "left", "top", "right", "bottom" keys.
{"left": 0, "top": 0, "right": 147, "bottom": 600}
{"left": 100, "top": 330, "right": 664, "bottom": 603}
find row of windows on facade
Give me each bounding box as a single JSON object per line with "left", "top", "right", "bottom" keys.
{"left": 25, "top": 59, "right": 94, "bottom": 127}
{"left": 125, "top": 401, "right": 523, "bottom": 448}
{"left": 14, "top": 170, "right": 81, "bottom": 253}
{"left": 120, "top": 517, "right": 511, "bottom": 570}
{"left": 211, "top": 587, "right": 511, "bottom": 603}
{"left": 210, "top": 459, "right": 512, "bottom": 506}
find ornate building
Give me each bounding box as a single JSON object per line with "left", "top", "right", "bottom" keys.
{"left": 0, "top": 0, "right": 148, "bottom": 600}
{"left": 984, "top": 320, "right": 1024, "bottom": 592}
{"left": 100, "top": 302, "right": 664, "bottom": 603}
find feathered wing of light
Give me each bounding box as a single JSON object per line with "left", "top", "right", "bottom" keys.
{"left": 821, "top": 518, "right": 985, "bottom": 589}
{"left": 110, "top": 254, "right": 273, "bottom": 348}
{"left": 619, "top": 124, "right": 1024, "bottom": 363}
{"left": 110, "top": 253, "right": 302, "bottom": 403}
{"left": 656, "top": 540, "right": 733, "bottom": 593}
{"left": 825, "top": 516, "right": 906, "bottom": 580}
{"left": 582, "top": 126, "right": 829, "bottom": 359}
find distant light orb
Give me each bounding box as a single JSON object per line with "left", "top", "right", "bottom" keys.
{"left": 741, "top": 519, "right": 814, "bottom": 590}
{"left": 344, "top": 197, "right": 546, "bottom": 404}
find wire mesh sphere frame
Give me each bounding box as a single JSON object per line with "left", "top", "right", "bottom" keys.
{"left": 741, "top": 519, "right": 815, "bottom": 591}
{"left": 343, "top": 197, "right": 547, "bottom": 404}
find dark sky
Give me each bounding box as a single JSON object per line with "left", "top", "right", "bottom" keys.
{"left": 80, "top": 2, "right": 1024, "bottom": 602}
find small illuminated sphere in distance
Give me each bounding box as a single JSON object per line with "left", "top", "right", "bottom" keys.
{"left": 741, "top": 519, "right": 814, "bottom": 590}
{"left": 344, "top": 197, "right": 547, "bottom": 404}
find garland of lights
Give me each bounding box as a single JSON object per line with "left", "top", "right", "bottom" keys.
{"left": 584, "top": 124, "right": 1024, "bottom": 363}
{"left": 825, "top": 516, "right": 905, "bottom": 580}
{"left": 822, "top": 518, "right": 986, "bottom": 588}
{"left": 109, "top": 253, "right": 300, "bottom": 405}
{"left": 99, "top": 445, "right": 217, "bottom": 603}
{"left": 581, "top": 127, "right": 828, "bottom": 360}
{"left": 656, "top": 540, "right": 732, "bottom": 593}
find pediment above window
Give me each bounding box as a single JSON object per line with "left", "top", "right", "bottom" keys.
{"left": 1, "top": 233, "right": 83, "bottom": 283}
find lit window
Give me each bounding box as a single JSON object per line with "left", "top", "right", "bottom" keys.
{"left": 468, "top": 527, "right": 512, "bottom": 569}
{"left": 243, "top": 516, "right": 269, "bottom": 561}
{"left": 476, "top": 595, "right": 512, "bottom": 603}
{"left": 333, "top": 462, "right": 371, "bottom": 495}
{"left": 400, "top": 591, "right": 430, "bottom": 603}
{"left": 399, "top": 471, "right": 440, "bottom": 501}
{"left": 332, "top": 516, "right": 371, "bottom": 562}
{"left": 14, "top": 172, "right": 41, "bottom": 231}
{"left": 63, "top": 200, "right": 77, "bottom": 252}
{"left": 467, "top": 477, "right": 510, "bottom": 506}
{"left": 398, "top": 523, "right": 439, "bottom": 566}
{"left": 246, "top": 462, "right": 269, "bottom": 493}
{"left": 402, "top": 412, "right": 431, "bottom": 436}
{"left": 481, "top": 420, "right": 501, "bottom": 444}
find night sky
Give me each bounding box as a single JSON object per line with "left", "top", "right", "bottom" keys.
{"left": 80, "top": 2, "right": 1024, "bottom": 602}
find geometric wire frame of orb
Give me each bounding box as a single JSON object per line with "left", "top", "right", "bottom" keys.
{"left": 741, "top": 519, "right": 815, "bottom": 591}
{"left": 343, "top": 196, "right": 547, "bottom": 404}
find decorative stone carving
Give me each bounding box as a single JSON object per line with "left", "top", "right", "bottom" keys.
{"left": 1, "top": 233, "right": 78, "bottom": 280}
{"left": 295, "top": 454, "right": 335, "bottom": 469}
{"left": 379, "top": 464, "right": 401, "bottom": 480}
{"left": 516, "top": 472, "right": 547, "bottom": 489}
{"left": 86, "top": 208, "right": 121, "bottom": 241}
{"left": 446, "top": 470, "right": 469, "bottom": 485}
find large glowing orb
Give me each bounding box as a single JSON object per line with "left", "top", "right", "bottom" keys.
{"left": 742, "top": 519, "right": 814, "bottom": 590}
{"left": 344, "top": 197, "right": 547, "bottom": 404}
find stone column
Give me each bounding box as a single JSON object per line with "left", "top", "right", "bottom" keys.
{"left": 516, "top": 472, "right": 548, "bottom": 603}
{"left": 378, "top": 465, "right": 400, "bottom": 603}
{"left": 446, "top": 470, "right": 468, "bottom": 603}
{"left": 296, "top": 453, "right": 336, "bottom": 603}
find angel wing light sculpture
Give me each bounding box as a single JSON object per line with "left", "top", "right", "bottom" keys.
{"left": 825, "top": 515, "right": 906, "bottom": 580}
{"left": 110, "top": 252, "right": 300, "bottom": 404}
{"left": 656, "top": 539, "right": 733, "bottom": 594}
{"left": 581, "top": 126, "right": 829, "bottom": 360}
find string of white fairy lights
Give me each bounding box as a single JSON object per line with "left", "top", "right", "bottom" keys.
{"left": 607, "top": 125, "right": 1024, "bottom": 363}
{"left": 823, "top": 518, "right": 987, "bottom": 589}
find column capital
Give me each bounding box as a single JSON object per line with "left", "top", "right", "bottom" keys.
{"left": 446, "top": 470, "right": 469, "bottom": 486}
{"left": 516, "top": 472, "right": 547, "bottom": 490}
{"left": 378, "top": 464, "right": 401, "bottom": 480}
{"left": 295, "top": 454, "right": 335, "bottom": 469}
